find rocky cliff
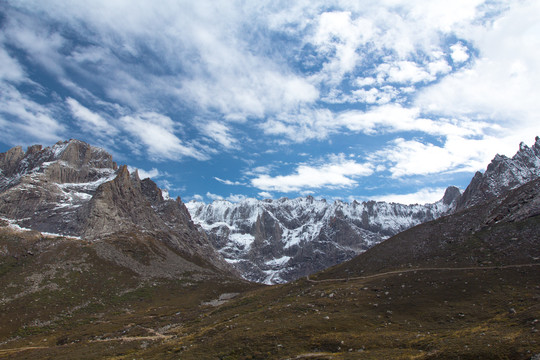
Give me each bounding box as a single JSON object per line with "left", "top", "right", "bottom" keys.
{"left": 0, "top": 139, "right": 232, "bottom": 274}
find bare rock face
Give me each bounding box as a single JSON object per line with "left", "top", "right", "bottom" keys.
{"left": 0, "top": 146, "right": 25, "bottom": 177}
{"left": 0, "top": 139, "right": 234, "bottom": 275}
{"left": 81, "top": 165, "right": 162, "bottom": 238}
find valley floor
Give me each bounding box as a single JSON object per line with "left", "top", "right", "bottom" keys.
{"left": 1, "top": 264, "right": 538, "bottom": 359}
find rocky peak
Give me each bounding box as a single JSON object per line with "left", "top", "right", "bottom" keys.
{"left": 442, "top": 186, "right": 461, "bottom": 206}
{"left": 456, "top": 136, "right": 540, "bottom": 210}
{"left": 56, "top": 139, "right": 117, "bottom": 170}
{"left": 81, "top": 165, "right": 160, "bottom": 239}
{"left": 0, "top": 140, "right": 240, "bottom": 276}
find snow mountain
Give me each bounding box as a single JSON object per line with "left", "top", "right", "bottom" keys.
{"left": 186, "top": 188, "right": 460, "bottom": 284}
{"left": 187, "top": 137, "right": 540, "bottom": 284}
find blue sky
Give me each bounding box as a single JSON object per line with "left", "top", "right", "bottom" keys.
{"left": 1, "top": 0, "right": 539, "bottom": 204}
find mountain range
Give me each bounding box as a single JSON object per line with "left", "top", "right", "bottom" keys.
{"left": 187, "top": 136, "right": 540, "bottom": 283}
{"left": 1, "top": 137, "right": 539, "bottom": 284}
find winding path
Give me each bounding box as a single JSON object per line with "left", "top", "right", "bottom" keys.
{"left": 305, "top": 263, "right": 540, "bottom": 283}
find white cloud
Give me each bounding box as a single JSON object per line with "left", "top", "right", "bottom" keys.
{"left": 201, "top": 121, "right": 238, "bottom": 149}
{"left": 258, "top": 191, "right": 272, "bottom": 199}
{"left": 120, "top": 112, "right": 208, "bottom": 161}
{"left": 214, "top": 177, "right": 246, "bottom": 186}
{"left": 206, "top": 192, "right": 247, "bottom": 203}
{"left": 260, "top": 107, "right": 335, "bottom": 142}
{"left": 251, "top": 154, "right": 374, "bottom": 192}
{"left": 370, "top": 135, "right": 520, "bottom": 178}
{"left": 310, "top": 11, "right": 374, "bottom": 84}
{"left": 450, "top": 43, "right": 469, "bottom": 63}
{"left": 416, "top": 0, "right": 540, "bottom": 144}
{"left": 0, "top": 82, "right": 65, "bottom": 145}
{"left": 0, "top": 46, "right": 26, "bottom": 82}
{"left": 377, "top": 61, "right": 434, "bottom": 84}
{"left": 192, "top": 194, "right": 204, "bottom": 201}
{"left": 66, "top": 97, "right": 118, "bottom": 136}
{"left": 206, "top": 192, "right": 223, "bottom": 202}
{"left": 226, "top": 194, "right": 248, "bottom": 203}
{"left": 127, "top": 166, "right": 161, "bottom": 180}
{"left": 4, "top": 17, "right": 66, "bottom": 77}
{"left": 371, "top": 187, "right": 447, "bottom": 205}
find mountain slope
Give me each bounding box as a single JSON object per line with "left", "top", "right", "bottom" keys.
{"left": 319, "top": 177, "right": 540, "bottom": 280}
{"left": 0, "top": 223, "right": 258, "bottom": 359}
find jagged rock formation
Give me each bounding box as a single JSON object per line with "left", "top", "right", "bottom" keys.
{"left": 455, "top": 136, "right": 540, "bottom": 210}
{"left": 0, "top": 139, "right": 232, "bottom": 274}
{"left": 186, "top": 189, "right": 459, "bottom": 284}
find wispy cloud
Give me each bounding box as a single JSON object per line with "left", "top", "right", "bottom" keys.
{"left": 201, "top": 121, "right": 239, "bottom": 150}
{"left": 214, "top": 177, "right": 246, "bottom": 186}
{"left": 0, "top": 83, "right": 65, "bottom": 145}
{"left": 120, "top": 112, "right": 208, "bottom": 161}
{"left": 67, "top": 98, "right": 118, "bottom": 137}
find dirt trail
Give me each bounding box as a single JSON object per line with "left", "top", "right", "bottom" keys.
{"left": 0, "top": 346, "right": 49, "bottom": 356}
{"left": 305, "top": 263, "right": 540, "bottom": 283}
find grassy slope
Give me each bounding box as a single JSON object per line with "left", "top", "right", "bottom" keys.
{"left": 0, "top": 227, "right": 259, "bottom": 359}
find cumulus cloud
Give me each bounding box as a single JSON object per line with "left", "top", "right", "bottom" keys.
{"left": 251, "top": 154, "right": 374, "bottom": 192}
{"left": 377, "top": 61, "right": 434, "bottom": 84}
{"left": 449, "top": 43, "right": 469, "bottom": 63}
